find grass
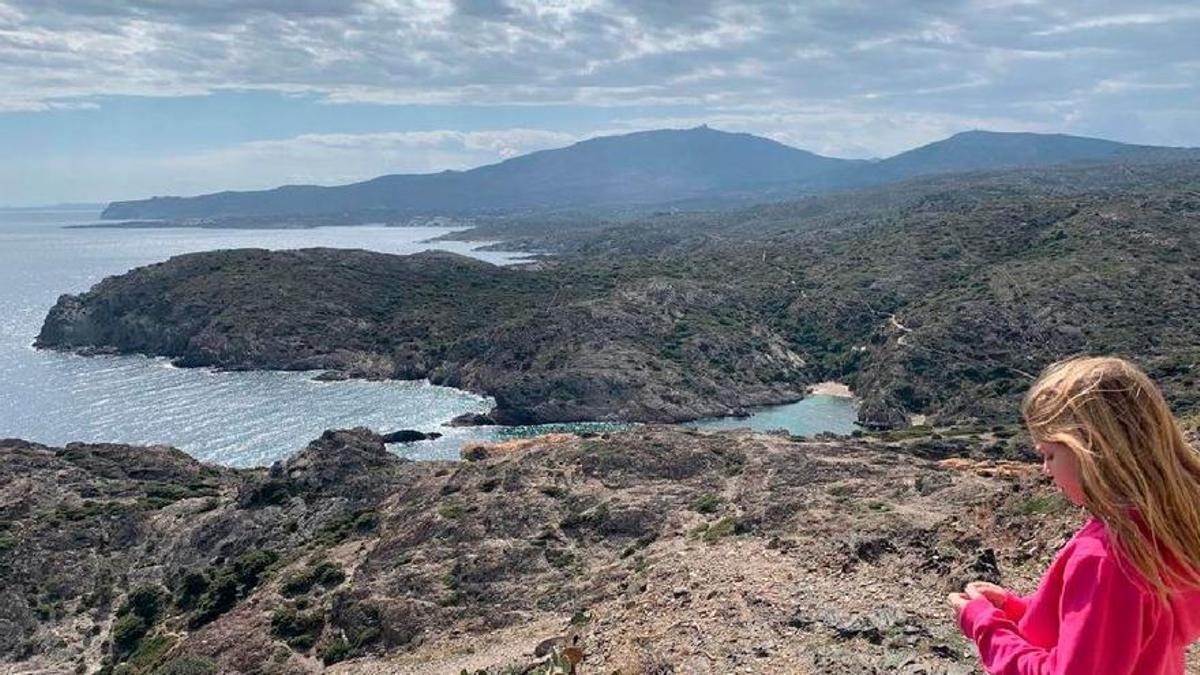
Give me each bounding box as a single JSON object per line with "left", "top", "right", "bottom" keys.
{"left": 1013, "top": 493, "right": 1070, "bottom": 517}
{"left": 691, "top": 517, "right": 737, "bottom": 544}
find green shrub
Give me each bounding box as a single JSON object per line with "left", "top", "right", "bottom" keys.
{"left": 111, "top": 615, "right": 148, "bottom": 653}
{"left": 314, "top": 509, "right": 379, "bottom": 545}
{"left": 233, "top": 549, "right": 278, "bottom": 588}
{"left": 280, "top": 561, "right": 346, "bottom": 597}
{"left": 174, "top": 570, "right": 210, "bottom": 610}
{"left": 188, "top": 574, "right": 238, "bottom": 628}
{"left": 124, "top": 584, "right": 166, "bottom": 622}
{"left": 271, "top": 607, "right": 325, "bottom": 650}
{"left": 438, "top": 504, "right": 465, "bottom": 520}
{"left": 701, "top": 517, "right": 736, "bottom": 544}
{"left": 320, "top": 637, "right": 350, "bottom": 666}
{"left": 690, "top": 493, "right": 721, "bottom": 514}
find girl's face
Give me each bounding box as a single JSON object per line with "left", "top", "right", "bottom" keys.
{"left": 1037, "top": 440, "right": 1085, "bottom": 505}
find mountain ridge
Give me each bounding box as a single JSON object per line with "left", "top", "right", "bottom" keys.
{"left": 100, "top": 127, "right": 1196, "bottom": 221}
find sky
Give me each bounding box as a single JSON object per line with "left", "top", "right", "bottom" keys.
{"left": 1, "top": 0, "right": 1198, "bottom": 206}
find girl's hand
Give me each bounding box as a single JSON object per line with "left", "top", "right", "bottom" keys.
{"left": 964, "top": 581, "right": 1010, "bottom": 608}
{"left": 947, "top": 592, "right": 970, "bottom": 615}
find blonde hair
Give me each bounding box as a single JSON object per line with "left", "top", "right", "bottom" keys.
{"left": 1023, "top": 356, "right": 1200, "bottom": 596}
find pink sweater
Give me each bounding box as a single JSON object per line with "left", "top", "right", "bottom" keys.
{"left": 958, "top": 517, "right": 1200, "bottom": 674}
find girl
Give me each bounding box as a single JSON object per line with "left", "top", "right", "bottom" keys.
{"left": 949, "top": 356, "right": 1200, "bottom": 674}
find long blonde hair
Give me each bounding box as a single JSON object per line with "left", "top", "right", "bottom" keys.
{"left": 1022, "top": 356, "right": 1200, "bottom": 596}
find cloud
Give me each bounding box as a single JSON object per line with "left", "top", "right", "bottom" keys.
{"left": 0, "top": 0, "right": 1192, "bottom": 113}
{"left": 1033, "top": 7, "right": 1200, "bottom": 35}
{"left": 2, "top": 0, "right": 1198, "bottom": 202}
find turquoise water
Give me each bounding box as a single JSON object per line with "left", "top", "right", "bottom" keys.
{"left": 0, "top": 207, "right": 858, "bottom": 466}
{"left": 689, "top": 395, "right": 859, "bottom": 436}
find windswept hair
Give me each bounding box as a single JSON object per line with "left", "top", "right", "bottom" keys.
{"left": 1023, "top": 356, "right": 1200, "bottom": 596}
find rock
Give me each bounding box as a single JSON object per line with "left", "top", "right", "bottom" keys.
{"left": 533, "top": 635, "right": 570, "bottom": 657}
{"left": 380, "top": 429, "right": 443, "bottom": 443}
{"left": 445, "top": 412, "right": 495, "bottom": 427}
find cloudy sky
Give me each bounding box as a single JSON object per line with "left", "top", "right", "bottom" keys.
{"left": 2, "top": 0, "right": 1197, "bottom": 206}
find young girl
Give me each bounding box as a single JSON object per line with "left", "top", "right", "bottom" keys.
{"left": 949, "top": 356, "right": 1200, "bottom": 674}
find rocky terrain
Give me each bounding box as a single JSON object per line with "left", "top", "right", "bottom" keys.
{"left": 5, "top": 425, "right": 1197, "bottom": 674}
{"left": 39, "top": 160, "right": 1200, "bottom": 429}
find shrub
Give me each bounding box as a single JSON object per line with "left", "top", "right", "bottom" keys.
{"left": 321, "top": 637, "right": 350, "bottom": 666}
{"left": 188, "top": 574, "right": 238, "bottom": 628}
{"left": 271, "top": 607, "right": 325, "bottom": 650}
{"left": 124, "top": 584, "right": 166, "bottom": 622}
{"left": 690, "top": 493, "right": 721, "bottom": 514}
{"left": 701, "top": 517, "right": 736, "bottom": 544}
{"left": 233, "top": 549, "right": 278, "bottom": 587}
{"left": 111, "top": 615, "right": 148, "bottom": 653}
{"left": 280, "top": 561, "right": 346, "bottom": 597}
{"left": 174, "top": 570, "right": 210, "bottom": 610}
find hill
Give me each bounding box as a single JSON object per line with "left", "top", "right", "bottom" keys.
{"left": 1, "top": 426, "right": 1113, "bottom": 674}
{"left": 98, "top": 127, "right": 1196, "bottom": 223}
{"left": 99, "top": 127, "right": 856, "bottom": 220}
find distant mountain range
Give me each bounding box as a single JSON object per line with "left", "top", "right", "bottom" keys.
{"left": 101, "top": 127, "right": 1198, "bottom": 221}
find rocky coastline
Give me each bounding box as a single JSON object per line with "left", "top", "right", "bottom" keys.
{"left": 35, "top": 248, "right": 817, "bottom": 427}
{"left": 35, "top": 161, "right": 1200, "bottom": 432}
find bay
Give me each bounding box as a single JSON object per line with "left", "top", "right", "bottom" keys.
{"left": 0, "top": 207, "right": 857, "bottom": 466}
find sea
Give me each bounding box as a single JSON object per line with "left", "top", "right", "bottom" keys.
{"left": 0, "top": 206, "right": 858, "bottom": 467}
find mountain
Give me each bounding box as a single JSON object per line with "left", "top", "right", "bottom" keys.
{"left": 100, "top": 127, "right": 1196, "bottom": 222}
{"left": 855, "top": 130, "right": 1192, "bottom": 183}
{"left": 100, "top": 127, "right": 858, "bottom": 220}
{"left": 790, "top": 130, "right": 1196, "bottom": 193}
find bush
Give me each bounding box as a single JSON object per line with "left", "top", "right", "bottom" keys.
{"left": 700, "top": 517, "right": 736, "bottom": 544}
{"left": 321, "top": 637, "right": 350, "bottom": 666}
{"left": 188, "top": 574, "right": 238, "bottom": 628}
{"left": 111, "top": 615, "right": 148, "bottom": 653}
{"left": 690, "top": 493, "right": 721, "bottom": 514}
{"left": 280, "top": 561, "right": 346, "bottom": 597}
{"left": 174, "top": 570, "right": 210, "bottom": 610}
{"left": 233, "top": 549, "right": 278, "bottom": 587}
{"left": 314, "top": 509, "right": 379, "bottom": 545}
{"left": 271, "top": 607, "right": 325, "bottom": 650}
{"left": 124, "top": 584, "right": 166, "bottom": 622}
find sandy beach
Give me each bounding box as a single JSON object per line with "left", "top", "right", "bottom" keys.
{"left": 808, "top": 380, "right": 854, "bottom": 398}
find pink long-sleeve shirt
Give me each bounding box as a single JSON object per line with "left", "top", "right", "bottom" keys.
{"left": 958, "top": 517, "right": 1200, "bottom": 674}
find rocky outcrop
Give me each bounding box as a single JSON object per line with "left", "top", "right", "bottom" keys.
{"left": 8, "top": 426, "right": 1186, "bottom": 674}
{"left": 379, "top": 429, "right": 442, "bottom": 443}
